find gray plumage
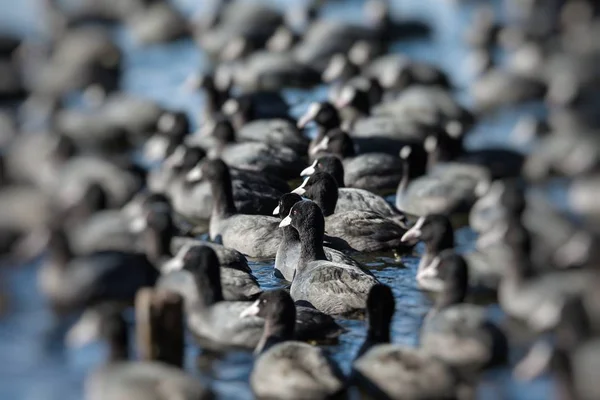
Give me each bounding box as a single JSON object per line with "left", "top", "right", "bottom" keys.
{"left": 86, "top": 362, "right": 213, "bottom": 400}
{"left": 353, "top": 345, "right": 457, "bottom": 400}
{"left": 210, "top": 214, "right": 282, "bottom": 259}
{"left": 250, "top": 342, "right": 345, "bottom": 400}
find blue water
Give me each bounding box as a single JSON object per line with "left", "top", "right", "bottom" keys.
{"left": 0, "top": 0, "right": 556, "bottom": 399}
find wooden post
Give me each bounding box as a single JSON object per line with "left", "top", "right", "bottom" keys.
{"left": 135, "top": 288, "right": 184, "bottom": 367}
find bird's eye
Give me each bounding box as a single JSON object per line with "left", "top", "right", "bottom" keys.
{"left": 293, "top": 210, "right": 298, "bottom": 215}
{"left": 317, "top": 163, "right": 322, "bottom": 168}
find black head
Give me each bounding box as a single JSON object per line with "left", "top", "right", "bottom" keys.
{"left": 145, "top": 208, "right": 174, "bottom": 234}
{"left": 182, "top": 245, "right": 219, "bottom": 276}
{"left": 349, "top": 40, "right": 384, "bottom": 67}
{"left": 220, "top": 36, "right": 253, "bottom": 62}
{"left": 82, "top": 182, "right": 109, "bottom": 212}
{"left": 284, "top": 0, "right": 321, "bottom": 32}
{"left": 242, "top": 289, "right": 296, "bottom": 322}
{"left": 380, "top": 64, "right": 414, "bottom": 90}
{"left": 198, "top": 72, "right": 217, "bottom": 90}
{"left": 292, "top": 171, "right": 338, "bottom": 216}
{"left": 424, "top": 128, "right": 464, "bottom": 167}
{"left": 200, "top": 158, "right": 231, "bottom": 182}
{"left": 281, "top": 200, "right": 326, "bottom": 237}
{"left": 182, "top": 246, "right": 223, "bottom": 305}
{"left": 304, "top": 155, "right": 345, "bottom": 187}
{"left": 241, "top": 289, "right": 297, "bottom": 349}
{"left": 311, "top": 129, "right": 355, "bottom": 158}
{"left": 177, "top": 146, "right": 206, "bottom": 173}
{"left": 364, "top": 77, "right": 384, "bottom": 107}
{"left": 222, "top": 97, "right": 254, "bottom": 129}
{"left": 142, "top": 208, "right": 174, "bottom": 261}
{"left": 297, "top": 102, "right": 341, "bottom": 131}
{"left": 208, "top": 117, "right": 236, "bottom": 144}
{"left": 322, "top": 53, "right": 360, "bottom": 83}
{"left": 142, "top": 191, "right": 169, "bottom": 206}
{"left": 51, "top": 134, "right": 77, "bottom": 163}
{"left": 326, "top": 129, "right": 356, "bottom": 158}
{"left": 434, "top": 250, "right": 469, "bottom": 308}
{"left": 335, "top": 85, "right": 371, "bottom": 115}
{"left": 275, "top": 193, "right": 303, "bottom": 219}
{"left": 66, "top": 304, "right": 128, "bottom": 361}
{"left": 140, "top": 192, "right": 172, "bottom": 217}
{"left": 67, "top": 182, "right": 108, "bottom": 221}
{"left": 401, "top": 215, "right": 454, "bottom": 253}
{"left": 157, "top": 111, "right": 190, "bottom": 139}
{"left": 266, "top": 25, "right": 299, "bottom": 52}
{"left": 191, "top": 159, "right": 236, "bottom": 216}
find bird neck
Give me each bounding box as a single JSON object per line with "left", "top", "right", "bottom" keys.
{"left": 256, "top": 310, "right": 296, "bottom": 354}
{"left": 48, "top": 230, "right": 73, "bottom": 267}
{"left": 144, "top": 226, "right": 173, "bottom": 265}
{"left": 426, "top": 231, "right": 454, "bottom": 258}
{"left": 331, "top": 167, "right": 345, "bottom": 188}
{"left": 298, "top": 225, "right": 327, "bottom": 270}
{"left": 209, "top": 172, "right": 237, "bottom": 218}
{"left": 283, "top": 225, "right": 300, "bottom": 245}
{"left": 435, "top": 281, "right": 466, "bottom": 310}
{"left": 398, "top": 156, "right": 411, "bottom": 199}
{"left": 357, "top": 322, "right": 390, "bottom": 359}
{"left": 203, "top": 82, "right": 222, "bottom": 119}
{"left": 192, "top": 269, "right": 224, "bottom": 308}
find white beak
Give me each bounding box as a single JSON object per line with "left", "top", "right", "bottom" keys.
{"left": 164, "top": 145, "right": 186, "bottom": 168}
{"left": 221, "top": 37, "right": 246, "bottom": 61}
{"left": 399, "top": 145, "right": 412, "bottom": 160}
{"left": 279, "top": 215, "right": 292, "bottom": 227}
{"left": 322, "top": 54, "right": 346, "bottom": 82}
{"left": 161, "top": 257, "right": 184, "bottom": 274}
{"left": 300, "top": 160, "right": 318, "bottom": 177}
{"left": 474, "top": 180, "right": 491, "bottom": 198}
{"left": 445, "top": 120, "right": 463, "bottom": 138}
{"left": 240, "top": 299, "right": 261, "bottom": 318}
{"left": 65, "top": 310, "right": 102, "bottom": 348}
{"left": 186, "top": 165, "right": 203, "bottom": 183}
{"left": 158, "top": 113, "right": 176, "bottom": 133}
{"left": 335, "top": 85, "right": 355, "bottom": 109}
{"left": 401, "top": 216, "right": 426, "bottom": 242}
{"left": 272, "top": 205, "right": 280, "bottom": 215}
{"left": 297, "top": 103, "right": 321, "bottom": 129}
{"left": 309, "top": 135, "right": 330, "bottom": 156}
{"left": 144, "top": 135, "right": 169, "bottom": 162}
{"left": 424, "top": 135, "right": 438, "bottom": 153}
{"left": 222, "top": 98, "right": 240, "bottom": 116}
{"left": 291, "top": 177, "right": 310, "bottom": 195}
{"left": 416, "top": 256, "right": 444, "bottom": 292}
{"left": 130, "top": 216, "right": 147, "bottom": 233}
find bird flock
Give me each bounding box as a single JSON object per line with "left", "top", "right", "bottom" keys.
{"left": 1, "top": 0, "right": 600, "bottom": 399}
